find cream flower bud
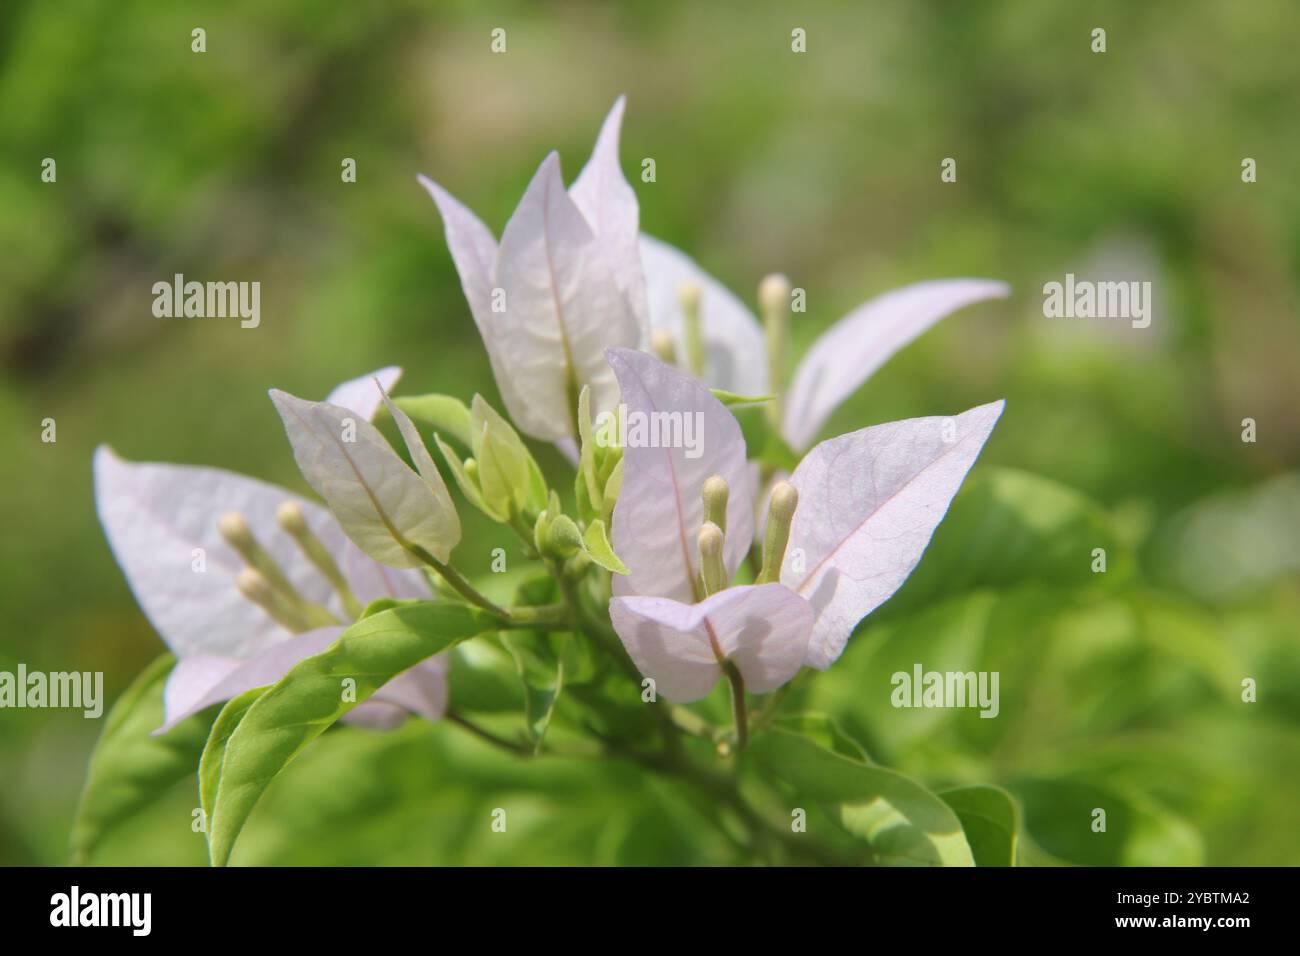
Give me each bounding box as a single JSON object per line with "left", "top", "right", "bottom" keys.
{"left": 219, "top": 510, "right": 298, "bottom": 600}
{"left": 698, "top": 521, "right": 727, "bottom": 597}
{"left": 651, "top": 329, "right": 678, "bottom": 365}
{"left": 758, "top": 481, "right": 798, "bottom": 584}
{"left": 236, "top": 568, "right": 311, "bottom": 633}
{"left": 702, "top": 475, "right": 729, "bottom": 533}
{"left": 277, "top": 500, "right": 362, "bottom": 619}
{"left": 679, "top": 280, "right": 706, "bottom": 377}
{"left": 759, "top": 274, "right": 792, "bottom": 428}
{"left": 275, "top": 501, "right": 308, "bottom": 535}
{"left": 758, "top": 273, "right": 791, "bottom": 317}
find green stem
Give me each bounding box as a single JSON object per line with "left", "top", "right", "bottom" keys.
{"left": 720, "top": 658, "right": 748, "bottom": 750}
{"left": 445, "top": 709, "right": 530, "bottom": 756}
{"left": 501, "top": 602, "right": 571, "bottom": 629}
{"left": 407, "top": 545, "right": 508, "bottom": 617}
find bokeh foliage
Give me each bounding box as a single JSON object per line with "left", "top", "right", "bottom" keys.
{"left": 1, "top": 0, "right": 1297, "bottom": 864}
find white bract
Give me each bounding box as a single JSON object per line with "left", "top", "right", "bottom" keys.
{"left": 782, "top": 400, "right": 1005, "bottom": 669}
{"left": 605, "top": 350, "right": 1003, "bottom": 698}
{"left": 95, "top": 369, "right": 448, "bottom": 733}
{"left": 420, "top": 97, "right": 647, "bottom": 444}
{"left": 270, "top": 382, "right": 460, "bottom": 568}
{"left": 640, "top": 236, "right": 1008, "bottom": 451}
{"left": 610, "top": 584, "right": 813, "bottom": 701}
{"left": 608, "top": 348, "right": 753, "bottom": 604}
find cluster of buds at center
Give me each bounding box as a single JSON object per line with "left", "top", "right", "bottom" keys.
{"left": 220, "top": 504, "right": 361, "bottom": 632}
{"left": 695, "top": 474, "right": 798, "bottom": 602}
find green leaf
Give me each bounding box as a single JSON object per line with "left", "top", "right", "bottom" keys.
{"left": 502, "top": 633, "right": 566, "bottom": 753}
{"left": 939, "top": 785, "right": 1019, "bottom": 866}
{"left": 710, "top": 388, "right": 775, "bottom": 407}
{"left": 433, "top": 433, "right": 496, "bottom": 518}
{"left": 70, "top": 655, "right": 211, "bottom": 864}
{"left": 205, "top": 602, "right": 498, "bottom": 866}
{"left": 1013, "top": 777, "right": 1203, "bottom": 866}
{"left": 881, "top": 467, "right": 1132, "bottom": 619}
{"left": 198, "top": 687, "right": 264, "bottom": 841}
{"left": 749, "top": 727, "right": 974, "bottom": 866}
{"left": 471, "top": 395, "right": 548, "bottom": 522}
{"left": 770, "top": 712, "right": 869, "bottom": 762}
{"left": 581, "top": 519, "right": 629, "bottom": 574}
{"left": 392, "top": 394, "right": 472, "bottom": 447}
{"left": 732, "top": 405, "right": 799, "bottom": 472}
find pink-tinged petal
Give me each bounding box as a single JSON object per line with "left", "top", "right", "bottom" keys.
{"left": 156, "top": 629, "right": 342, "bottom": 733}
{"left": 418, "top": 175, "right": 525, "bottom": 428}
{"left": 160, "top": 656, "right": 241, "bottom": 730}
{"left": 94, "top": 446, "right": 351, "bottom": 660}
{"left": 639, "top": 234, "right": 768, "bottom": 395}
{"left": 783, "top": 401, "right": 1005, "bottom": 669}
{"left": 569, "top": 96, "right": 649, "bottom": 333}
{"left": 783, "top": 279, "right": 1009, "bottom": 451}
{"left": 417, "top": 174, "right": 498, "bottom": 324}
{"left": 607, "top": 349, "right": 753, "bottom": 603}
{"left": 370, "top": 655, "right": 449, "bottom": 722}
{"left": 494, "top": 152, "right": 642, "bottom": 441}
{"left": 158, "top": 629, "right": 447, "bottom": 734}
{"left": 270, "top": 389, "right": 461, "bottom": 568}
{"left": 342, "top": 539, "right": 432, "bottom": 606}
{"left": 610, "top": 584, "right": 812, "bottom": 702}
{"left": 323, "top": 367, "right": 403, "bottom": 422}
{"left": 342, "top": 700, "right": 408, "bottom": 730}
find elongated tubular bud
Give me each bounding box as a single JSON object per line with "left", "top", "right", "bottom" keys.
{"left": 277, "top": 501, "right": 363, "bottom": 619}
{"left": 236, "top": 567, "right": 313, "bottom": 633}
{"left": 698, "top": 520, "right": 727, "bottom": 597}
{"left": 702, "top": 474, "right": 729, "bottom": 534}
{"left": 679, "top": 280, "right": 706, "bottom": 378}
{"left": 219, "top": 512, "right": 300, "bottom": 601}
{"left": 757, "top": 481, "right": 798, "bottom": 584}
{"left": 759, "top": 273, "right": 792, "bottom": 428}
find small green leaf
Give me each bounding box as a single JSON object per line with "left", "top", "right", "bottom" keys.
{"left": 471, "top": 395, "right": 548, "bottom": 521}
{"left": 502, "top": 633, "right": 566, "bottom": 753}
{"left": 205, "top": 602, "right": 498, "bottom": 866}
{"left": 710, "top": 388, "right": 775, "bottom": 407}
{"left": 581, "top": 519, "right": 629, "bottom": 574}
{"left": 70, "top": 655, "right": 211, "bottom": 864}
{"left": 749, "top": 727, "right": 974, "bottom": 866}
{"left": 602, "top": 458, "right": 623, "bottom": 524}
{"left": 392, "top": 394, "right": 472, "bottom": 447}
{"left": 732, "top": 405, "right": 800, "bottom": 472}
{"left": 434, "top": 432, "right": 498, "bottom": 519}
{"left": 939, "top": 784, "right": 1019, "bottom": 866}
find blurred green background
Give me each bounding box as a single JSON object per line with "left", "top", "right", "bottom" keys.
{"left": 2, "top": 0, "right": 1298, "bottom": 865}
